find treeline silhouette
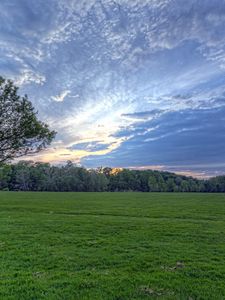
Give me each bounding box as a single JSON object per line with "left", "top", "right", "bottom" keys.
{"left": 0, "top": 161, "right": 224, "bottom": 192}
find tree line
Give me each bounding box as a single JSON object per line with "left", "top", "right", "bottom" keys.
{"left": 0, "top": 161, "right": 224, "bottom": 192}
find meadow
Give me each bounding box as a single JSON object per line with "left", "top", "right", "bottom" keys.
{"left": 0, "top": 192, "right": 225, "bottom": 299}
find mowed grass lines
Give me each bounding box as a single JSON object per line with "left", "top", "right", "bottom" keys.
{"left": 0, "top": 192, "right": 225, "bottom": 299}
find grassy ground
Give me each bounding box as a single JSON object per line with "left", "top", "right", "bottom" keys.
{"left": 0, "top": 192, "right": 225, "bottom": 299}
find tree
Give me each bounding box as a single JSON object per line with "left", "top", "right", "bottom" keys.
{"left": 13, "top": 161, "right": 32, "bottom": 191}
{"left": 148, "top": 175, "right": 158, "bottom": 191}
{"left": 0, "top": 76, "right": 56, "bottom": 163}
{"left": 0, "top": 163, "right": 11, "bottom": 190}
{"left": 167, "top": 178, "right": 176, "bottom": 192}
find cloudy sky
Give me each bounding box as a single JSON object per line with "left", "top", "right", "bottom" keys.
{"left": 1, "top": 0, "right": 225, "bottom": 177}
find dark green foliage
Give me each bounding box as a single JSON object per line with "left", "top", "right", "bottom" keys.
{"left": 0, "top": 161, "right": 225, "bottom": 192}
{"left": 0, "top": 192, "right": 225, "bottom": 299}
{"left": 0, "top": 76, "right": 56, "bottom": 163}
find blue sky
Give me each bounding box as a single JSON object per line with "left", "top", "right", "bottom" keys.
{"left": 1, "top": 0, "right": 225, "bottom": 177}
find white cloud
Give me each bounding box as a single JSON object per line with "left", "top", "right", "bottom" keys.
{"left": 14, "top": 69, "right": 46, "bottom": 86}
{"left": 51, "top": 90, "right": 71, "bottom": 102}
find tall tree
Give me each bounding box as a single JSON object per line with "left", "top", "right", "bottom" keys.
{"left": 0, "top": 76, "right": 56, "bottom": 163}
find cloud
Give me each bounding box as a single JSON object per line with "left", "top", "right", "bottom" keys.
{"left": 1, "top": 0, "right": 225, "bottom": 176}
{"left": 14, "top": 69, "right": 46, "bottom": 86}
{"left": 82, "top": 106, "right": 225, "bottom": 175}
{"left": 122, "top": 110, "right": 165, "bottom": 121}
{"left": 51, "top": 90, "right": 71, "bottom": 102}
{"left": 69, "top": 141, "right": 111, "bottom": 152}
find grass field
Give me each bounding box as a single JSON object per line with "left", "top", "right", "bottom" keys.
{"left": 0, "top": 192, "right": 225, "bottom": 299}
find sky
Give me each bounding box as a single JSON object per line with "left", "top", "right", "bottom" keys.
{"left": 0, "top": 0, "right": 225, "bottom": 178}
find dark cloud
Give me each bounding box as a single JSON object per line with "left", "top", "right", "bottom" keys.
{"left": 83, "top": 107, "right": 225, "bottom": 176}
{"left": 69, "top": 142, "right": 111, "bottom": 152}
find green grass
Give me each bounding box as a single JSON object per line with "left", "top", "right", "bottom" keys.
{"left": 0, "top": 192, "right": 225, "bottom": 299}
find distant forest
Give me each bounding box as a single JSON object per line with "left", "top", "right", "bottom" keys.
{"left": 0, "top": 161, "right": 225, "bottom": 192}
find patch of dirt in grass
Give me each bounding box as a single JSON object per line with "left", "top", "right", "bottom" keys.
{"left": 0, "top": 242, "right": 5, "bottom": 247}
{"left": 33, "top": 271, "right": 46, "bottom": 278}
{"left": 161, "top": 261, "right": 185, "bottom": 271}
{"left": 139, "top": 286, "right": 174, "bottom": 297}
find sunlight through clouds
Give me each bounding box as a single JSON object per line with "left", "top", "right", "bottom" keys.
{"left": 0, "top": 0, "right": 225, "bottom": 175}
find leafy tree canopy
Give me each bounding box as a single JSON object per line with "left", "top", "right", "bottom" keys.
{"left": 0, "top": 76, "right": 56, "bottom": 163}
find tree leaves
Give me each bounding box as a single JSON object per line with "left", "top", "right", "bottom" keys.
{"left": 0, "top": 76, "right": 56, "bottom": 163}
